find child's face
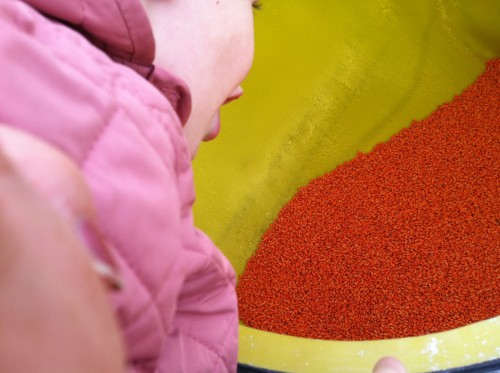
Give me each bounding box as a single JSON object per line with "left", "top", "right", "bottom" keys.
{"left": 144, "top": 0, "right": 257, "bottom": 157}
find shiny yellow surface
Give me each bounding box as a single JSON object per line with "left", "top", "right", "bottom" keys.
{"left": 193, "top": 0, "right": 500, "bottom": 371}
{"left": 239, "top": 317, "right": 500, "bottom": 373}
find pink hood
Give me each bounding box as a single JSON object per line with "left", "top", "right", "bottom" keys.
{"left": 24, "top": 0, "right": 192, "bottom": 124}
{"left": 26, "top": 0, "right": 155, "bottom": 63}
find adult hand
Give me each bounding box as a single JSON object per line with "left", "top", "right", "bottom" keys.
{"left": 0, "top": 127, "right": 125, "bottom": 372}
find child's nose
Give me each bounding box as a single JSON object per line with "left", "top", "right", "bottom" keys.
{"left": 223, "top": 86, "right": 244, "bottom": 105}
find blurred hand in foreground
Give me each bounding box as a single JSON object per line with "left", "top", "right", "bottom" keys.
{"left": 0, "top": 126, "right": 124, "bottom": 373}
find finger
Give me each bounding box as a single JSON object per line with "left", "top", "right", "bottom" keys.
{"left": 0, "top": 142, "right": 125, "bottom": 373}
{"left": 0, "top": 125, "right": 93, "bottom": 219}
{"left": 0, "top": 126, "right": 122, "bottom": 291}
{"left": 372, "top": 356, "right": 408, "bottom": 373}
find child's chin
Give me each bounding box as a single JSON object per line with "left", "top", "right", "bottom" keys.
{"left": 203, "top": 111, "right": 221, "bottom": 142}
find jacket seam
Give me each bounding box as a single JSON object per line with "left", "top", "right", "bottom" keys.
{"left": 79, "top": 112, "right": 167, "bottom": 338}
{"left": 176, "top": 329, "right": 226, "bottom": 373}
{"left": 107, "top": 235, "right": 167, "bottom": 342}
{"left": 79, "top": 106, "right": 116, "bottom": 167}
{"left": 182, "top": 241, "right": 236, "bottom": 288}
{"left": 176, "top": 312, "right": 237, "bottom": 373}
{"left": 127, "top": 108, "right": 179, "bottom": 175}
{"left": 213, "top": 312, "right": 237, "bottom": 372}
{"left": 79, "top": 0, "right": 86, "bottom": 26}
{"left": 113, "top": 0, "right": 135, "bottom": 61}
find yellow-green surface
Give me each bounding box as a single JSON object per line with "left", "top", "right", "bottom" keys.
{"left": 193, "top": 1, "right": 500, "bottom": 372}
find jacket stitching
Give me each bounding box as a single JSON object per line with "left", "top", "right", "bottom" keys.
{"left": 125, "top": 107, "right": 178, "bottom": 174}
{"left": 177, "top": 330, "right": 225, "bottom": 372}
{"left": 79, "top": 111, "right": 167, "bottom": 342}
{"left": 176, "top": 312, "right": 237, "bottom": 373}
{"left": 79, "top": 106, "right": 116, "bottom": 167}
{"left": 106, "top": 235, "right": 168, "bottom": 348}
{"left": 113, "top": 0, "right": 135, "bottom": 62}
{"left": 78, "top": 0, "right": 85, "bottom": 26}
{"left": 182, "top": 234, "right": 236, "bottom": 288}
{"left": 212, "top": 312, "right": 238, "bottom": 372}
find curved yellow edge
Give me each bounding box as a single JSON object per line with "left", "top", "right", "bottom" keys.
{"left": 193, "top": 0, "right": 500, "bottom": 371}
{"left": 239, "top": 318, "right": 500, "bottom": 372}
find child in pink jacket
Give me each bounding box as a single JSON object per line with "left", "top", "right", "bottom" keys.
{"left": 0, "top": 1, "right": 407, "bottom": 372}
{"left": 0, "top": 0, "right": 255, "bottom": 371}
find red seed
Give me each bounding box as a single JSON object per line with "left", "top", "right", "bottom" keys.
{"left": 237, "top": 59, "right": 500, "bottom": 340}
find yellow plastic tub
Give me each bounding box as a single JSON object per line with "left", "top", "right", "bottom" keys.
{"left": 193, "top": 1, "right": 500, "bottom": 372}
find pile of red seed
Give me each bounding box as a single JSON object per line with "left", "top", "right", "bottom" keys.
{"left": 237, "top": 59, "right": 500, "bottom": 340}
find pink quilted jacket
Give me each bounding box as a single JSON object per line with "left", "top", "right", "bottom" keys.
{"left": 0, "top": 0, "right": 238, "bottom": 371}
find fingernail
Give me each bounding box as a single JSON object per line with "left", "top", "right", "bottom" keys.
{"left": 93, "top": 260, "right": 124, "bottom": 291}
{"left": 78, "top": 219, "right": 123, "bottom": 291}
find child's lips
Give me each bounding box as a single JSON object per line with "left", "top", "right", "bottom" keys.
{"left": 203, "top": 88, "right": 243, "bottom": 142}
{"left": 203, "top": 110, "right": 221, "bottom": 141}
